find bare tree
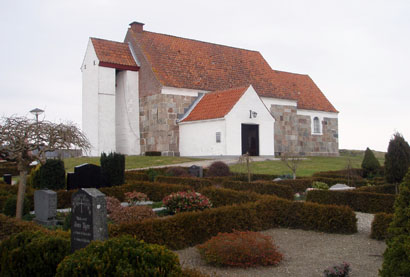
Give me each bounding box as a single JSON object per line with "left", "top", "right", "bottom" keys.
{"left": 238, "top": 152, "right": 253, "bottom": 183}
{"left": 280, "top": 152, "right": 301, "bottom": 180}
{"left": 0, "top": 116, "right": 90, "bottom": 219}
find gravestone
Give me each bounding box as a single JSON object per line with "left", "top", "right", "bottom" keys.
{"left": 67, "top": 163, "right": 102, "bottom": 190}
{"left": 329, "top": 184, "right": 356, "bottom": 191}
{"left": 34, "top": 190, "right": 57, "bottom": 226}
{"left": 188, "top": 165, "right": 203, "bottom": 178}
{"left": 71, "top": 188, "right": 107, "bottom": 252}
{"left": 3, "top": 174, "right": 12, "bottom": 185}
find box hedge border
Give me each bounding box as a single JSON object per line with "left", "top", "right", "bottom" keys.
{"left": 306, "top": 190, "right": 396, "bottom": 213}
{"left": 109, "top": 195, "right": 357, "bottom": 250}
{"left": 370, "top": 213, "right": 394, "bottom": 240}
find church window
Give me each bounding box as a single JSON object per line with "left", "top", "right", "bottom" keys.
{"left": 216, "top": 132, "right": 221, "bottom": 143}
{"left": 313, "top": 117, "right": 321, "bottom": 134}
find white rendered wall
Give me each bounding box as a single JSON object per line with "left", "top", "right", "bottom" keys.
{"left": 179, "top": 119, "right": 225, "bottom": 156}
{"left": 81, "top": 41, "right": 100, "bottom": 156}
{"left": 115, "top": 70, "right": 140, "bottom": 155}
{"left": 161, "top": 86, "right": 209, "bottom": 97}
{"left": 225, "top": 86, "right": 275, "bottom": 155}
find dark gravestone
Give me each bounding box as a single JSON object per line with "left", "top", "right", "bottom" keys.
{"left": 71, "top": 188, "right": 107, "bottom": 252}
{"left": 188, "top": 165, "right": 203, "bottom": 178}
{"left": 67, "top": 163, "right": 102, "bottom": 190}
{"left": 34, "top": 190, "right": 57, "bottom": 226}
{"left": 3, "top": 174, "right": 12, "bottom": 185}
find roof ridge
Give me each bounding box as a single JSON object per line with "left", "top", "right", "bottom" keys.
{"left": 141, "top": 30, "right": 261, "bottom": 54}
{"left": 90, "top": 37, "right": 128, "bottom": 45}
{"left": 272, "top": 69, "right": 308, "bottom": 77}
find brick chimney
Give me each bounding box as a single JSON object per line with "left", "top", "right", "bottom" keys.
{"left": 129, "top": 21, "right": 144, "bottom": 33}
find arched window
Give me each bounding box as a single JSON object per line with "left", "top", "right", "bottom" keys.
{"left": 313, "top": 117, "right": 320, "bottom": 133}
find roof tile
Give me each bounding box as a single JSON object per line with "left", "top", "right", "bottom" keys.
{"left": 91, "top": 38, "right": 138, "bottom": 68}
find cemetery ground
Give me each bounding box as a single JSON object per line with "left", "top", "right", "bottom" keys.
{"left": 0, "top": 149, "right": 397, "bottom": 276}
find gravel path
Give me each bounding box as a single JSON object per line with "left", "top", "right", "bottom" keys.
{"left": 175, "top": 213, "right": 386, "bottom": 277}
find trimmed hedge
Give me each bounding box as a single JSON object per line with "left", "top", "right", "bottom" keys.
{"left": 312, "top": 168, "right": 364, "bottom": 178}
{"left": 0, "top": 162, "right": 19, "bottom": 176}
{"left": 0, "top": 230, "right": 70, "bottom": 277}
{"left": 229, "top": 173, "right": 280, "bottom": 182}
{"left": 155, "top": 176, "right": 213, "bottom": 190}
{"left": 220, "top": 180, "right": 294, "bottom": 200}
{"left": 124, "top": 171, "right": 150, "bottom": 182}
{"left": 275, "top": 179, "right": 313, "bottom": 193}
{"left": 357, "top": 184, "right": 396, "bottom": 195}
{"left": 109, "top": 195, "right": 357, "bottom": 250}
{"left": 199, "top": 187, "right": 261, "bottom": 207}
{"left": 0, "top": 214, "right": 44, "bottom": 241}
{"left": 306, "top": 190, "right": 396, "bottom": 213}
{"left": 370, "top": 213, "right": 394, "bottom": 240}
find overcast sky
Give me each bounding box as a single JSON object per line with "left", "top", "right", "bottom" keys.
{"left": 1, "top": 0, "right": 409, "bottom": 152}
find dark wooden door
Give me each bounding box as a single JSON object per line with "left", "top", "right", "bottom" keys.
{"left": 241, "top": 124, "right": 259, "bottom": 156}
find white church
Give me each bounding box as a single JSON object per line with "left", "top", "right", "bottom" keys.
{"left": 81, "top": 22, "right": 339, "bottom": 157}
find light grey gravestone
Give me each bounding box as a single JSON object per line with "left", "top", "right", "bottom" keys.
{"left": 71, "top": 188, "right": 107, "bottom": 252}
{"left": 329, "top": 184, "right": 356, "bottom": 191}
{"left": 34, "top": 189, "right": 57, "bottom": 226}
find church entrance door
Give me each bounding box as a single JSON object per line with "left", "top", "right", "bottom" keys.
{"left": 241, "top": 124, "right": 259, "bottom": 156}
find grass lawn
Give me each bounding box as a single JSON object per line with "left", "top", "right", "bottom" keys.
{"left": 63, "top": 156, "right": 203, "bottom": 173}
{"left": 230, "top": 149, "right": 385, "bottom": 177}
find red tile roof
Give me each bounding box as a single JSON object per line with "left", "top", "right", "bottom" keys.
{"left": 91, "top": 38, "right": 138, "bottom": 70}
{"left": 130, "top": 30, "right": 337, "bottom": 113}
{"left": 182, "top": 86, "right": 248, "bottom": 122}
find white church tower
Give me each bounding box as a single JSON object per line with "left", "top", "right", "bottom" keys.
{"left": 81, "top": 38, "right": 140, "bottom": 156}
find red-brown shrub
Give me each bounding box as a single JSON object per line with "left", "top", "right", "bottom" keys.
{"left": 124, "top": 191, "right": 149, "bottom": 205}
{"left": 165, "top": 167, "right": 190, "bottom": 177}
{"left": 105, "top": 196, "right": 121, "bottom": 214}
{"left": 207, "top": 161, "right": 231, "bottom": 177}
{"left": 197, "top": 230, "right": 283, "bottom": 268}
{"left": 109, "top": 206, "right": 157, "bottom": 224}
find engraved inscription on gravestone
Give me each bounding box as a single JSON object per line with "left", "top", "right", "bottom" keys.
{"left": 71, "top": 188, "right": 107, "bottom": 252}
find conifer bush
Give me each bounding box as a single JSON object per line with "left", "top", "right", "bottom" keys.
{"left": 3, "top": 195, "right": 30, "bottom": 217}
{"left": 197, "top": 230, "right": 283, "bottom": 268}
{"left": 207, "top": 161, "right": 231, "bottom": 177}
{"left": 37, "top": 159, "right": 66, "bottom": 190}
{"left": 100, "top": 152, "right": 125, "bottom": 186}
{"left": 384, "top": 132, "right": 410, "bottom": 184}
{"left": 56, "top": 236, "right": 182, "bottom": 276}
{"left": 361, "top": 147, "right": 381, "bottom": 178}
{"left": 380, "top": 170, "right": 410, "bottom": 276}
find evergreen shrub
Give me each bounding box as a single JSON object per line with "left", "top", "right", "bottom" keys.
{"left": 110, "top": 206, "right": 157, "bottom": 225}
{"left": 357, "top": 184, "right": 396, "bottom": 195}
{"left": 206, "top": 161, "right": 231, "bottom": 177}
{"left": 380, "top": 170, "right": 410, "bottom": 276}
{"left": 312, "top": 181, "right": 329, "bottom": 190}
{"left": 56, "top": 236, "right": 181, "bottom": 276}
{"left": 0, "top": 230, "right": 70, "bottom": 277}
{"left": 361, "top": 147, "right": 381, "bottom": 178}
{"left": 27, "top": 164, "right": 42, "bottom": 187}
{"left": 384, "top": 132, "right": 410, "bottom": 184}
{"left": 197, "top": 230, "right": 283, "bottom": 267}
{"left": 37, "top": 159, "right": 66, "bottom": 190}
{"left": 199, "top": 187, "right": 261, "bottom": 207}
{"left": 3, "top": 195, "right": 30, "bottom": 217}
{"left": 370, "top": 213, "right": 393, "bottom": 240}
{"left": 155, "top": 176, "right": 213, "bottom": 190}
{"left": 100, "top": 152, "right": 125, "bottom": 186}
{"left": 0, "top": 214, "right": 44, "bottom": 241}
{"left": 165, "top": 166, "right": 189, "bottom": 177}
{"left": 124, "top": 171, "right": 150, "bottom": 182}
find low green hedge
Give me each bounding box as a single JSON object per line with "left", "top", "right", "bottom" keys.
{"left": 124, "top": 171, "right": 149, "bottom": 182}
{"left": 228, "top": 173, "right": 280, "bottom": 182}
{"left": 0, "top": 230, "right": 70, "bottom": 277}
{"left": 275, "top": 179, "right": 313, "bottom": 193}
{"left": 155, "top": 176, "right": 213, "bottom": 190}
{"left": 370, "top": 213, "right": 394, "bottom": 240}
{"left": 109, "top": 195, "right": 357, "bottom": 250}
{"left": 306, "top": 190, "right": 396, "bottom": 213}
{"left": 220, "top": 180, "right": 293, "bottom": 200}
{"left": 312, "top": 168, "right": 363, "bottom": 179}
{"left": 199, "top": 187, "right": 261, "bottom": 207}
{"left": 357, "top": 184, "right": 396, "bottom": 195}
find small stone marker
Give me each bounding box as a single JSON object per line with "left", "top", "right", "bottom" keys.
{"left": 34, "top": 189, "right": 57, "bottom": 226}
{"left": 329, "top": 184, "right": 356, "bottom": 191}
{"left": 67, "top": 163, "right": 102, "bottom": 190}
{"left": 188, "top": 165, "right": 203, "bottom": 178}
{"left": 71, "top": 188, "right": 107, "bottom": 252}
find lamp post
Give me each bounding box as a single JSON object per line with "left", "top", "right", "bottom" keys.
{"left": 30, "top": 108, "right": 44, "bottom": 123}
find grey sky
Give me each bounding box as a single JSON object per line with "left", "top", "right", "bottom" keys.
{"left": 1, "top": 0, "right": 409, "bottom": 152}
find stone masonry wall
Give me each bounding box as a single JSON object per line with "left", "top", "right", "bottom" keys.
{"left": 270, "top": 104, "right": 339, "bottom": 156}
{"left": 139, "top": 93, "right": 195, "bottom": 156}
